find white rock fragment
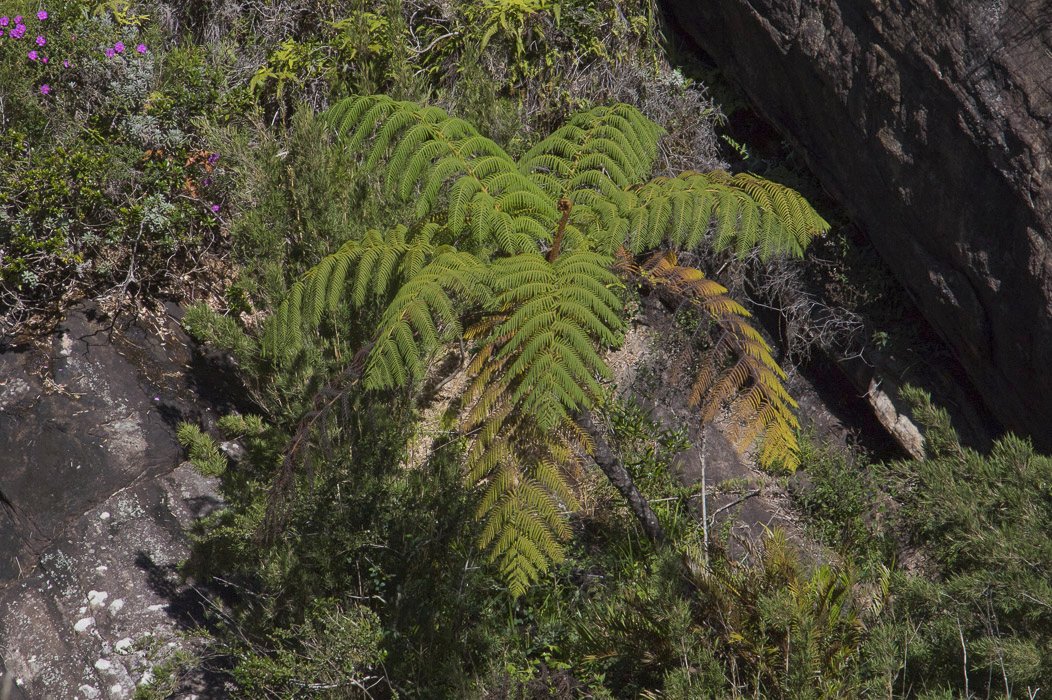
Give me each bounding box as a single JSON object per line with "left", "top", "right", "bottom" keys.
{"left": 87, "top": 590, "right": 108, "bottom": 609}
{"left": 93, "top": 658, "right": 112, "bottom": 672}
{"left": 109, "top": 683, "right": 125, "bottom": 697}
{"left": 100, "top": 512, "right": 110, "bottom": 520}
{"left": 95, "top": 565, "right": 108, "bottom": 574}
{"left": 114, "top": 638, "right": 133, "bottom": 654}
{"left": 146, "top": 604, "right": 165, "bottom": 612}
{"left": 77, "top": 684, "right": 101, "bottom": 699}
{"left": 108, "top": 598, "right": 124, "bottom": 614}
{"left": 137, "top": 668, "right": 154, "bottom": 687}
{"left": 79, "top": 606, "right": 87, "bottom": 614}
{"left": 73, "top": 617, "right": 95, "bottom": 633}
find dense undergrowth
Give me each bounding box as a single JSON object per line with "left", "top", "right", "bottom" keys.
{"left": 4, "top": 0, "right": 1050, "bottom": 697}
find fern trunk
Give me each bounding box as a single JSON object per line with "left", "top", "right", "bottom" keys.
{"left": 579, "top": 412, "right": 666, "bottom": 545}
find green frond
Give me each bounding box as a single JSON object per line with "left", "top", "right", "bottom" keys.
{"left": 466, "top": 416, "right": 579, "bottom": 597}
{"left": 365, "top": 250, "right": 488, "bottom": 391}
{"left": 460, "top": 250, "right": 621, "bottom": 594}
{"left": 473, "top": 251, "right": 621, "bottom": 431}
{"left": 324, "top": 95, "right": 557, "bottom": 253}
{"left": 520, "top": 104, "right": 662, "bottom": 206}
{"left": 621, "top": 171, "right": 829, "bottom": 259}
{"left": 264, "top": 225, "right": 486, "bottom": 383}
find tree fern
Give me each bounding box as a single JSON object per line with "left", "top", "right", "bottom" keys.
{"left": 266, "top": 96, "right": 828, "bottom": 594}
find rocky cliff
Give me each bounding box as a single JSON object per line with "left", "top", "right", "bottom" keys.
{"left": 664, "top": 0, "right": 1052, "bottom": 445}
{"left": 0, "top": 307, "right": 229, "bottom": 698}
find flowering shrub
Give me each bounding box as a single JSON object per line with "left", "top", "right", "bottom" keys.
{"left": 0, "top": 2, "right": 232, "bottom": 326}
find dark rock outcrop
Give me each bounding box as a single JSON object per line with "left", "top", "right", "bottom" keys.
{"left": 0, "top": 306, "right": 229, "bottom": 698}
{"left": 665, "top": 0, "right": 1052, "bottom": 445}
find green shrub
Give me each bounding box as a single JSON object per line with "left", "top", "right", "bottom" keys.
{"left": 791, "top": 432, "right": 890, "bottom": 563}
{"left": 232, "top": 599, "right": 386, "bottom": 699}
{"left": 0, "top": 2, "right": 237, "bottom": 325}
{"left": 878, "top": 387, "right": 1052, "bottom": 696}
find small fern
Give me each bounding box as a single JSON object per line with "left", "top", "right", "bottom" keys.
{"left": 266, "top": 96, "right": 829, "bottom": 594}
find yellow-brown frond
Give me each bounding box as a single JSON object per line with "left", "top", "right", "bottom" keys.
{"left": 619, "top": 249, "right": 801, "bottom": 470}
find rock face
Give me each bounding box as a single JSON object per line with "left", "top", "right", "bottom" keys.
{"left": 0, "top": 306, "right": 230, "bottom": 698}
{"left": 665, "top": 0, "right": 1052, "bottom": 445}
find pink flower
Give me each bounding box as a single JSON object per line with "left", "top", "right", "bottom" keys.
{"left": 135, "top": 43, "right": 146, "bottom": 54}
{"left": 35, "top": 35, "right": 45, "bottom": 46}
{"left": 36, "top": 10, "right": 47, "bottom": 21}
{"left": 62, "top": 59, "right": 69, "bottom": 68}
{"left": 0, "top": 17, "right": 9, "bottom": 27}
{"left": 113, "top": 41, "right": 124, "bottom": 54}
{"left": 41, "top": 56, "right": 47, "bottom": 64}
{"left": 104, "top": 47, "right": 115, "bottom": 58}
{"left": 39, "top": 84, "right": 50, "bottom": 95}
{"left": 27, "top": 50, "right": 37, "bottom": 61}
{"left": 210, "top": 204, "right": 220, "bottom": 213}
{"left": 14, "top": 16, "right": 22, "bottom": 24}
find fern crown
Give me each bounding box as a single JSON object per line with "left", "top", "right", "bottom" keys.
{"left": 267, "top": 95, "right": 829, "bottom": 596}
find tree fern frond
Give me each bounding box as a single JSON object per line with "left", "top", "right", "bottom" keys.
{"left": 520, "top": 104, "right": 662, "bottom": 206}
{"left": 625, "top": 249, "right": 801, "bottom": 470}
{"left": 324, "top": 96, "right": 555, "bottom": 253}
{"left": 621, "top": 171, "right": 830, "bottom": 259}
{"left": 459, "top": 249, "right": 623, "bottom": 594}
{"left": 365, "top": 250, "right": 489, "bottom": 391}
{"left": 466, "top": 416, "right": 580, "bottom": 597}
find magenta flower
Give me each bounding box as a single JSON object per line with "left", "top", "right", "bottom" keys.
{"left": 104, "top": 47, "right": 115, "bottom": 58}
{"left": 210, "top": 204, "right": 220, "bottom": 213}
{"left": 41, "top": 56, "right": 47, "bottom": 64}
{"left": 0, "top": 17, "right": 9, "bottom": 27}
{"left": 14, "top": 16, "right": 22, "bottom": 24}
{"left": 11, "top": 24, "right": 25, "bottom": 38}
{"left": 62, "top": 59, "right": 69, "bottom": 68}
{"left": 36, "top": 10, "right": 47, "bottom": 21}
{"left": 135, "top": 43, "right": 146, "bottom": 54}
{"left": 39, "top": 84, "right": 50, "bottom": 95}
{"left": 207, "top": 153, "right": 220, "bottom": 166}
{"left": 27, "top": 50, "right": 37, "bottom": 61}
{"left": 35, "top": 35, "right": 45, "bottom": 46}
{"left": 113, "top": 41, "right": 124, "bottom": 54}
